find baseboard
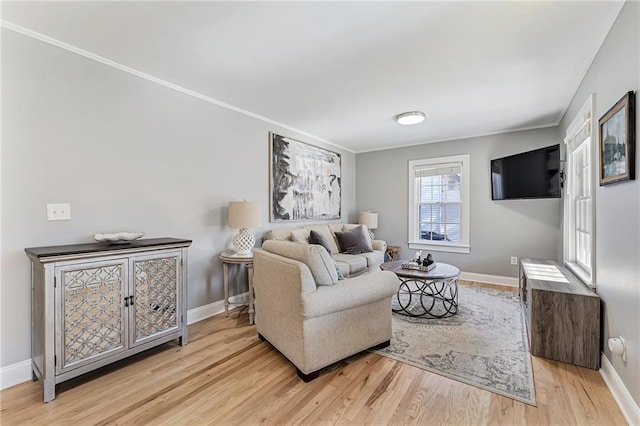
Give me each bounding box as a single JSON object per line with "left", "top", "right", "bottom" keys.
{"left": 187, "top": 292, "right": 249, "bottom": 325}
{"left": 600, "top": 352, "right": 640, "bottom": 425}
{"left": 0, "top": 293, "right": 250, "bottom": 391}
{"left": 0, "top": 359, "right": 32, "bottom": 391}
{"left": 459, "top": 271, "right": 518, "bottom": 287}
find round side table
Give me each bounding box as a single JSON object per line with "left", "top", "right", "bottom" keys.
{"left": 220, "top": 250, "right": 255, "bottom": 325}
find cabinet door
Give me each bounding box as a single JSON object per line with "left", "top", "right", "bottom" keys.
{"left": 130, "top": 252, "right": 181, "bottom": 347}
{"left": 55, "top": 259, "right": 128, "bottom": 374}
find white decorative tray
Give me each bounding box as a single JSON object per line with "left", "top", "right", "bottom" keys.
{"left": 94, "top": 232, "right": 144, "bottom": 244}
{"left": 401, "top": 261, "right": 437, "bottom": 272}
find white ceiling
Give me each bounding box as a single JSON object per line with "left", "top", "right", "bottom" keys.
{"left": 1, "top": 1, "right": 624, "bottom": 153}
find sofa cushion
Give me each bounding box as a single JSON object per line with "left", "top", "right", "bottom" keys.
{"left": 328, "top": 224, "right": 344, "bottom": 234}
{"left": 265, "top": 228, "right": 293, "bottom": 241}
{"left": 334, "top": 225, "right": 373, "bottom": 254}
{"left": 291, "top": 228, "right": 311, "bottom": 244}
{"left": 304, "top": 225, "right": 340, "bottom": 254}
{"left": 335, "top": 261, "right": 350, "bottom": 277}
{"left": 358, "top": 251, "right": 385, "bottom": 268}
{"left": 331, "top": 253, "right": 367, "bottom": 275}
{"left": 309, "top": 230, "right": 333, "bottom": 254}
{"left": 262, "top": 240, "right": 338, "bottom": 286}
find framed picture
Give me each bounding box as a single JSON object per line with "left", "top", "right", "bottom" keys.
{"left": 599, "top": 91, "right": 635, "bottom": 185}
{"left": 269, "top": 132, "right": 341, "bottom": 222}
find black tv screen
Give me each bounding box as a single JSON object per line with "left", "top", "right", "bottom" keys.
{"left": 491, "top": 145, "right": 561, "bottom": 200}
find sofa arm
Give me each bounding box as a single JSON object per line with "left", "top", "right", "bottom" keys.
{"left": 372, "top": 239, "right": 387, "bottom": 253}
{"left": 301, "top": 271, "right": 398, "bottom": 319}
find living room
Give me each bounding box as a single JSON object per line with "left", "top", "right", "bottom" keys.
{"left": 1, "top": 1, "right": 639, "bottom": 424}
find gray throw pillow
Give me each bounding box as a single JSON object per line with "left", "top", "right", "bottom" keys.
{"left": 334, "top": 225, "right": 373, "bottom": 254}
{"left": 309, "top": 229, "right": 333, "bottom": 254}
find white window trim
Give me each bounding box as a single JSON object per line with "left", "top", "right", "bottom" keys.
{"left": 563, "top": 94, "right": 596, "bottom": 287}
{"left": 408, "top": 154, "right": 471, "bottom": 254}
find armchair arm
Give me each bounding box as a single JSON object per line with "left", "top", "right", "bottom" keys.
{"left": 301, "top": 271, "right": 398, "bottom": 319}
{"left": 372, "top": 239, "right": 387, "bottom": 253}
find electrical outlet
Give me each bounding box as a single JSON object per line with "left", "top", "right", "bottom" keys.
{"left": 510, "top": 256, "right": 518, "bottom": 265}
{"left": 47, "top": 203, "right": 71, "bottom": 221}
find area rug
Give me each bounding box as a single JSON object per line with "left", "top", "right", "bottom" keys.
{"left": 371, "top": 284, "right": 536, "bottom": 405}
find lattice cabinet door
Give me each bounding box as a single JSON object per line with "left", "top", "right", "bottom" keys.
{"left": 55, "top": 259, "right": 128, "bottom": 374}
{"left": 130, "top": 252, "right": 182, "bottom": 347}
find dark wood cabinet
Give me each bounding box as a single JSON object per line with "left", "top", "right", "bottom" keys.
{"left": 519, "top": 258, "right": 600, "bottom": 370}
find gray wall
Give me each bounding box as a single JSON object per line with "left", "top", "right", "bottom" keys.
{"left": 356, "top": 127, "right": 561, "bottom": 277}
{"left": 0, "top": 29, "right": 356, "bottom": 367}
{"left": 559, "top": 1, "right": 639, "bottom": 406}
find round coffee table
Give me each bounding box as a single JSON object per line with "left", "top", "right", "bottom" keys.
{"left": 380, "top": 260, "right": 460, "bottom": 318}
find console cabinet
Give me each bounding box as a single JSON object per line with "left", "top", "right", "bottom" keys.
{"left": 519, "top": 258, "right": 600, "bottom": 370}
{"left": 25, "top": 238, "right": 191, "bottom": 402}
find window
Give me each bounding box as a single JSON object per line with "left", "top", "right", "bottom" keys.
{"left": 563, "top": 95, "right": 595, "bottom": 285}
{"left": 408, "top": 154, "right": 470, "bottom": 254}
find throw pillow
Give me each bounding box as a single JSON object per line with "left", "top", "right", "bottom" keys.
{"left": 309, "top": 230, "right": 333, "bottom": 254}
{"left": 290, "top": 228, "right": 311, "bottom": 244}
{"left": 334, "top": 225, "right": 374, "bottom": 254}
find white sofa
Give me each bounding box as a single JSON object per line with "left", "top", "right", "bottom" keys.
{"left": 263, "top": 223, "right": 387, "bottom": 277}
{"left": 253, "top": 239, "right": 398, "bottom": 381}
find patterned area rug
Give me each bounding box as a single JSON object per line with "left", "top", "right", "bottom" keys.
{"left": 372, "top": 284, "right": 536, "bottom": 405}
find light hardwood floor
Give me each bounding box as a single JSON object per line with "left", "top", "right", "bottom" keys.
{"left": 0, "top": 282, "right": 626, "bottom": 425}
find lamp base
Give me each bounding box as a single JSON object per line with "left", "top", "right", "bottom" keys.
{"left": 233, "top": 228, "right": 255, "bottom": 255}
{"left": 368, "top": 230, "right": 375, "bottom": 240}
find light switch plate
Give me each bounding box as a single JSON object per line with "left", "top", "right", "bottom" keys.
{"left": 47, "top": 203, "right": 71, "bottom": 221}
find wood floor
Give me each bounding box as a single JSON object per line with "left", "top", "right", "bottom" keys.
{"left": 0, "top": 283, "right": 626, "bottom": 425}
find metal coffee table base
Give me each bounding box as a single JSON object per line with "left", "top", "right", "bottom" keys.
{"left": 392, "top": 277, "right": 459, "bottom": 318}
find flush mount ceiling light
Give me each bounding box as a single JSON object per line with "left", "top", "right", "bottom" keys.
{"left": 395, "top": 111, "right": 426, "bottom": 125}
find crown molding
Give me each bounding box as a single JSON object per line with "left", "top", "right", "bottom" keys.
{"left": 0, "top": 20, "right": 354, "bottom": 154}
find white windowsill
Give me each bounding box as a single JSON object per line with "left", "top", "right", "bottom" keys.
{"left": 408, "top": 241, "right": 470, "bottom": 254}
{"left": 564, "top": 261, "right": 595, "bottom": 289}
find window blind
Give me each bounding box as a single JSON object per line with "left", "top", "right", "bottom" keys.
{"left": 415, "top": 161, "right": 462, "bottom": 242}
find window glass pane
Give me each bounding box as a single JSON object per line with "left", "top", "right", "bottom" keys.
{"left": 419, "top": 204, "right": 434, "bottom": 223}
{"left": 420, "top": 222, "right": 434, "bottom": 240}
{"left": 444, "top": 182, "right": 461, "bottom": 202}
{"left": 585, "top": 199, "right": 592, "bottom": 233}
{"left": 444, "top": 223, "right": 460, "bottom": 242}
{"left": 444, "top": 204, "right": 461, "bottom": 224}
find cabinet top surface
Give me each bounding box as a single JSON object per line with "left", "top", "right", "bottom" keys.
{"left": 25, "top": 237, "right": 192, "bottom": 260}
{"left": 520, "top": 258, "right": 597, "bottom": 297}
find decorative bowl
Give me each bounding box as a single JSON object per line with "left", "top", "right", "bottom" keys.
{"left": 94, "top": 232, "right": 144, "bottom": 244}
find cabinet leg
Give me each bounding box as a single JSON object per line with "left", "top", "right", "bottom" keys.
{"left": 32, "top": 370, "right": 38, "bottom": 381}
{"left": 43, "top": 377, "right": 55, "bottom": 403}
{"left": 179, "top": 330, "right": 188, "bottom": 347}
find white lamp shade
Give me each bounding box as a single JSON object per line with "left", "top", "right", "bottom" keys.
{"left": 358, "top": 211, "right": 378, "bottom": 230}
{"left": 228, "top": 201, "right": 262, "bottom": 229}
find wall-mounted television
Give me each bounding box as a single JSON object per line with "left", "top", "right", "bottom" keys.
{"left": 491, "top": 145, "right": 561, "bottom": 200}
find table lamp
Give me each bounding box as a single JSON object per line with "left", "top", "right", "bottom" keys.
{"left": 358, "top": 211, "right": 378, "bottom": 239}
{"left": 228, "top": 201, "right": 262, "bottom": 255}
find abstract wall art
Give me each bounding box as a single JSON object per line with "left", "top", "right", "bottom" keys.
{"left": 269, "top": 132, "right": 341, "bottom": 222}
